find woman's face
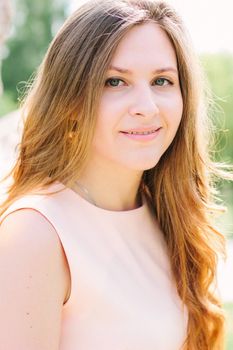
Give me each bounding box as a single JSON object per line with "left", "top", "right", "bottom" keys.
{"left": 90, "top": 22, "right": 183, "bottom": 172}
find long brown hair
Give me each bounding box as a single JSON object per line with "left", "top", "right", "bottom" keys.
{"left": 1, "top": 0, "right": 232, "bottom": 348}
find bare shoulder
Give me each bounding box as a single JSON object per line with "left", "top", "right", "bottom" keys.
{"left": 0, "top": 208, "right": 70, "bottom": 349}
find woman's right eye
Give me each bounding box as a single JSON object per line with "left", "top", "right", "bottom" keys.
{"left": 105, "top": 78, "right": 125, "bottom": 87}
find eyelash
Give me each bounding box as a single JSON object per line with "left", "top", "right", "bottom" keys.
{"left": 104, "top": 77, "right": 174, "bottom": 88}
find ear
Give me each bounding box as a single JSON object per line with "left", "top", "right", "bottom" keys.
{"left": 68, "top": 119, "right": 78, "bottom": 140}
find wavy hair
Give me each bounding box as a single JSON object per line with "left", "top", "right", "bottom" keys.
{"left": 1, "top": 0, "right": 232, "bottom": 348}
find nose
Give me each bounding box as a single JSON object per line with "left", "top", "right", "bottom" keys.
{"left": 128, "top": 84, "right": 160, "bottom": 118}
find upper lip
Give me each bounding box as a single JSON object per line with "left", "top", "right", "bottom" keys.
{"left": 120, "top": 126, "right": 162, "bottom": 133}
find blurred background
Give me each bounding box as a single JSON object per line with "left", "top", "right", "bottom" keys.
{"left": 0, "top": 0, "right": 232, "bottom": 346}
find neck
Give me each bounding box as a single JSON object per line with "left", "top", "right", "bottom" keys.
{"left": 72, "top": 162, "right": 144, "bottom": 211}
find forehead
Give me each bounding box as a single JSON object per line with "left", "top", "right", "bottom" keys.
{"left": 109, "top": 22, "right": 178, "bottom": 72}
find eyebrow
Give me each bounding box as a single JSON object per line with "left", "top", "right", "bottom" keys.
{"left": 108, "top": 65, "right": 178, "bottom": 75}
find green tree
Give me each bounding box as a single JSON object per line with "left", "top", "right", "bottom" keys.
{"left": 2, "top": 0, "right": 67, "bottom": 102}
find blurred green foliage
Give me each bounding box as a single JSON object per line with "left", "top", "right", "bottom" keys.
{"left": 201, "top": 53, "right": 233, "bottom": 164}
{"left": 1, "top": 0, "right": 66, "bottom": 103}
{"left": 0, "top": 91, "right": 17, "bottom": 115}
{"left": 200, "top": 54, "right": 233, "bottom": 238}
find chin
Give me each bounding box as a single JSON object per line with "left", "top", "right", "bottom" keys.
{"left": 125, "top": 158, "right": 162, "bottom": 172}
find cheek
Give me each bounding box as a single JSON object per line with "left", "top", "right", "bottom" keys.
{"left": 91, "top": 107, "right": 118, "bottom": 151}
{"left": 95, "top": 95, "right": 125, "bottom": 137}
{"left": 165, "top": 94, "right": 183, "bottom": 131}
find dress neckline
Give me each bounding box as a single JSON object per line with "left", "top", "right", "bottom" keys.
{"left": 55, "top": 181, "right": 148, "bottom": 218}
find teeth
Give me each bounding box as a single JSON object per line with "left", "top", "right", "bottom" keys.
{"left": 127, "top": 130, "right": 156, "bottom": 135}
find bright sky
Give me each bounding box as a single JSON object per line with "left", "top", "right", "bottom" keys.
{"left": 69, "top": 0, "right": 233, "bottom": 53}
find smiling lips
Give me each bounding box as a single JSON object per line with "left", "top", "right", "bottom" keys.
{"left": 122, "top": 129, "right": 158, "bottom": 135}
{"left": 120, "top": 127, "right": 162, "bottom": 141}
{"left": 121, "top": 126, "right": 161, "bottom": 135}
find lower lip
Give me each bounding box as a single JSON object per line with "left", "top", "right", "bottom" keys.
{"left": 120, "top": 128, "right": 161, "bottom": 141}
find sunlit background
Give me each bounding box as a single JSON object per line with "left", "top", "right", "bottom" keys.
{"left": 0, "top": 0, "right": 233, "bottom": 346}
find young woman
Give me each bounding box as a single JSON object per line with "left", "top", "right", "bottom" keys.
{"left": 0, "top": 0, "right": 231, "bottom": 349}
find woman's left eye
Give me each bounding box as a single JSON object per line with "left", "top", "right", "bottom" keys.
{"left": 153, "top": 78, "right": 172, "bottom": 86}
{"left": 105, "top": 78, "right": 125, "bottom": 87}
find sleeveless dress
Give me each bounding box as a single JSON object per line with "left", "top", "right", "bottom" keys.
{"left": 0, "top": 181, "right": 188, "bottom": 350}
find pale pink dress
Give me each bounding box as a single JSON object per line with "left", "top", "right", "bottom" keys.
{"left": 0, "top": 181, "right": 188, "bottom": 350}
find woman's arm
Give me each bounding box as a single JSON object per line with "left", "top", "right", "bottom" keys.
{"left": 0, "top": 209, "right": 70, "bottom": 350}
